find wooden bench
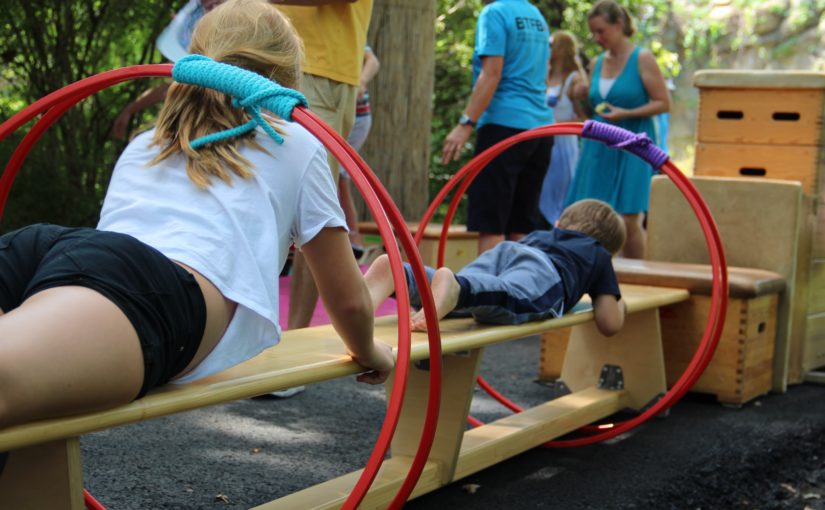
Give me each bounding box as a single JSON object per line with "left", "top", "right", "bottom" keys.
{"left": 540, "top": 260, "right": 786, "bottom": 406}
{"left": 0, "top": 284, "right": 688, "bottom": 509}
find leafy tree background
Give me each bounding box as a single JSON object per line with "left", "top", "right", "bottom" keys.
{"left": 0, "top": 0, "right": 822, "bottom": 230}
{"left": 0, "top": 0, "right": 175, "bottom": 230}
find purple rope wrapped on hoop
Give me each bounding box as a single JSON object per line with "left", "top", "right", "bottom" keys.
{"left": 581, "top": 120, "right": 669, "bottom": 170}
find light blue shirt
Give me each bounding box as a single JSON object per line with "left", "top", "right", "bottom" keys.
{"left": 472, "top": 0, "right": 554, "bottom": 130}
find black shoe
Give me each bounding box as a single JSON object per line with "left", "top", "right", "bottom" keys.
{"left": 352, "top": 244, "right": 364, "bottom": 260}
{"left": 0, "top": 451, "right": 8, "bottom": 477}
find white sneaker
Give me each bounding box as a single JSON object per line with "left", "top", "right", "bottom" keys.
{"left": 268, "top": 386, "right": 306, "bottom": 398}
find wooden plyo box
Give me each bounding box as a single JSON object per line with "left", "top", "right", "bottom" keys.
{"left": 693, "top": 70, "right": 825, "bottom": 195}
{"left": 692, "top": 70, "right": 825, "bottom": 380}
{"left": 539, "top": 260, "right": 786, "bottom": 406}
{"left": 358, "top": 221, "right": 479, "bottom": 271}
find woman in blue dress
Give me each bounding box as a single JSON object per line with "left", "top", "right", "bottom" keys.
{"left": 565, "top": 0, "right": 670, "bottom": 258}
{"left": 539, "top": 31, "right": 588, "bottom": 226}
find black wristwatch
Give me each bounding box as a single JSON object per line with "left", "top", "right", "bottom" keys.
{"left": 459, "top": 114, "right": 476, "bottom": 128}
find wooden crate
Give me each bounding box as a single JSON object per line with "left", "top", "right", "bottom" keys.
{"left": 358, "top": 221, "right": 478, "bottom": 271}
{"left": 658, "top": 294, "right": 777, "bottom": 405}
{"left": 694, "top": 71, "right": 825, "bottom": 146}
{"left": 694, "top": 142, "right": 820, "bottom": 194}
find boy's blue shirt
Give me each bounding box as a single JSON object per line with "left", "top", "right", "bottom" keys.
{"left": 519, "top": 229, "right": 621, "bottom": 310}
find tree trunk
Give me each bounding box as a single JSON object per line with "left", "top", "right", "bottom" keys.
{"left": 359, "top": 0, "right": 436, "bottom": 223}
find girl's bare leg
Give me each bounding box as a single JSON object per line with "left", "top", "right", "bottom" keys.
{"left": 363, "top": 254, "right": 395, "bottom": 311}
{"left": 0, "top": 286, "right": 144, "bottom": 428}
{"left": 621, "top": 213, "right": 646, "bottom": 259}
{"left": 411, "top": 267, "right": 460, "bottom": 331}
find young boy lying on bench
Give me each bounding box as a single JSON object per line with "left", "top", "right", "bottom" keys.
{"left": 365, "top": 199, "right": 628, "bottom": 336}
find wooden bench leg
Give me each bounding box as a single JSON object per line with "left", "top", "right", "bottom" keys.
{"left": 560, "top": 309, "right": 667, "bottom": 411}
{"left": 0, "top": 438, "right": 84, "bottom": 509}
{"left": 389, "top": 349, "right": 483, "bottom": 486}
{"left": 253, "top": 350, "right": 485, "bottom": 510}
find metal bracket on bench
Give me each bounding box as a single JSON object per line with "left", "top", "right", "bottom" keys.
{"left": 598, "top": 364, "right": 625, "bottom": 390}
{"left": 414, "top": 359, "right": 431, "bottom": 371}
{"left": 534, "top": 378, "right": 572, "bottom": 399}
{"left": 415, "top": 351, "right": 473, "bottom": 371}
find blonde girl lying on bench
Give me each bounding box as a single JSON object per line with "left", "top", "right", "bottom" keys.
{"left": 0, "top": 0, "right": 393, "bottom": 431}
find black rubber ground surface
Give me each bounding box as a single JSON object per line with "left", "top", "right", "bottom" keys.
{"left": 83, "top": 336, "right": 825, "bottom": 509}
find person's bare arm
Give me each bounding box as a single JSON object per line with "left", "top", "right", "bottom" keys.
{"left": 567, "top": 71, "right": 590, "bottom": 121}
{"left": 592, "top": 294, "right": 626, "bottom": 337}
{"left": 358, "top": 47, "right": 380, "bottom": 99}
{"left": 300, "top": 227, "right": 394, "bottom": 384}
{"left": 600, "top": 50, "right": 670, "bottom": 122}
{"left": 441, "top": 55, "right": 503, "bottom": 164}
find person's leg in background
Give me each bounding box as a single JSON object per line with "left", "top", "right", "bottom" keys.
{"left": 506, "top": 136, "right": 553, "bottom": 242}
{"left": 339, "top": 111, "right": 372, "bottom": 254}
{"left": 621, "top": 212, "right": 646, "bottom": 259}
{"left": 288, "top": 74, "right": 358, "bottom": 331}
{"left": 467, "top": 124, "right": 520, "bottom": 255}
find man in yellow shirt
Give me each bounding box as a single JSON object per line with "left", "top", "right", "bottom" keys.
{"left": 276, "top": 1, "right": 374, "bottom": 366}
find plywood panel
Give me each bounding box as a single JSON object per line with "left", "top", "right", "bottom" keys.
{"left": 812, "top": 199, "right": 825, "bottom": 259}
{"left": 809, "top": 260, "right": 825, "bottom": 315}
{"left": 803, "top": 314, "right": 825, "bottom": 373}
{"left": 694, "top": 142, "right": 820, "bottom": 194}
{"left": 646, "top": 175, "right": 804, "bottom": 391}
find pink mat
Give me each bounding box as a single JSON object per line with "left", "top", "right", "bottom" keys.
{"left": 278, "top": 270, "right": 398, "bottom": 327}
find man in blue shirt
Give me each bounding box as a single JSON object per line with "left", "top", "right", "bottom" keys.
{"left": 441, "top": 0, "right": 555, "bottom": 254}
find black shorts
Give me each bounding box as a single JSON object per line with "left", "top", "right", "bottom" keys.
{"left": 0, "top": 224, "right": 206, "bottom": 398}
{"left": 467, "top": 123, "right": 553, "bottom": 235}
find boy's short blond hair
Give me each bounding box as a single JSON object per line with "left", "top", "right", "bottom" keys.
{"left": 557, "top": 199, "right": 626, "bottom": 254}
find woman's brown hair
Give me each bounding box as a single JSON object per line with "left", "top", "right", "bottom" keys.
{"left": 589, "top": 0, "right": 635, "bottom": 38}
{"left": 150, "top": 0, "right": 303, "bottom": 188}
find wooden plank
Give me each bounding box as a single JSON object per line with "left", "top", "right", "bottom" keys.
{"left": 696, "top": 88, "right": 824, "bottom": 146}
{"left": 0, "top": 439, "right": 84, "bottom": 510}
{"left": 252, "top": 457, "right": 443, "bottom": 510}
{"left": 694, "top": 70, "right": 825, "bottom": 90}
{"left": 453, "top": 387, "right": 630, "bottom": 480}
{"left": 693, "top": 142, "right": 820, "bottom": 194}
{"left": 0, "top": 284, "right": 688, "bottom": 452}
{"left": 259, "top": 388, "right": 630, "bottom": 509}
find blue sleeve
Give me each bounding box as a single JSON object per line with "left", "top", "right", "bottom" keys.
{"left": 588, "top": 251, "right": 622, "bottom": 300}
{"left": 476, "top": 7, "right": 506, "bottom": 57}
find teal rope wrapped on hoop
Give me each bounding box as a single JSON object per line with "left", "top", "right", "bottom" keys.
{"left": 172, "top": 54, "right": 308, "bottom": 148}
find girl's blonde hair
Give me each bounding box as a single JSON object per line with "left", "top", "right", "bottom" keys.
{"left": 589, "top": 0, "right": 636, "bottom": 38}
{"left": 550, "top": 31, "right": 585, "bottom": 82}
{"left": 150, "top": 0, "right": 303, "bottom": 188}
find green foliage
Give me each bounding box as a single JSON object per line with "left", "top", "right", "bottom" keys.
{"left": 0, "top": 0, "right": 175, "bottom": 231}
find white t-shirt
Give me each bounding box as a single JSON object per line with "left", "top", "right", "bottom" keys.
{"left": 98, "top": 123, "right": 346, "bottom": 383}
